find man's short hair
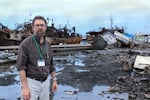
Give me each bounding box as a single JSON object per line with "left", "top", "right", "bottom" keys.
{"left": 32, "top": 16, "right": 47, "bottom": 26}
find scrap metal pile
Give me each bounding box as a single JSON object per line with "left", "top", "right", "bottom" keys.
{"left": 0, "top": 21, "right": 82, "bottom": 46}
{"left": 86, "top": 27, "right": 150, "bottom": 50}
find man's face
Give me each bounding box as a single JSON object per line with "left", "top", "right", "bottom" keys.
{"left": 32, "top": 19, "right": 47, "bottom": 36}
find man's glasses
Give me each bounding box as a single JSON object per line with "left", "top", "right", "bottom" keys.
{"left": 34, "top": 24, "right": 46, "bottom": 27}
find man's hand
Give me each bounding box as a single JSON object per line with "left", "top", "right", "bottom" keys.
{"left": 22, "top": 87, "right": 31, "bottom": 100}
{"left": 52, "top": 80, "right": 58, "bottom": 92}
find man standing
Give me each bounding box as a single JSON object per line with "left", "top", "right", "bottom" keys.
{"left": 17, "top": 16, "right": 58, "bottom": 100}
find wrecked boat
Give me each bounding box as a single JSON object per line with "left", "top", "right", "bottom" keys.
{"left": 86, "top": 27, "right": 126, "bottom": 49}
{"left": 0, "top": 20, "right": 82, "bottom": 46}
{"left": 0, "top": 23, "right": 21, "bottom": 46}
{"left": 45, "top": 23, "right": 82, "bottom": 45}
{"left": 86, "top": 26, "right": 144, "bottom": 49}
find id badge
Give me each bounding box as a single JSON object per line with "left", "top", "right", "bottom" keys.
{"left": 37, "top": 59, "right": 45, "bottom": 67}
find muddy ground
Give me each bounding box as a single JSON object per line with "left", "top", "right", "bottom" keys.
{"left": 55, "top": 48, "right": 150, "bottom": 100}
{"left": 0, "top": 47, "right": 150, "bottom": 100}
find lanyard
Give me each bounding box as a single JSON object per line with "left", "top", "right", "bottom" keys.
{"left": 32, "top": 35, "right": 46, "bottom": 59}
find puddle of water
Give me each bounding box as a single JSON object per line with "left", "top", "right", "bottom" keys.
{"left": 54, "top": 52, "right": 86, "bottom": 67}
{"left": 76, "top": 69, "right": 90, "bottom": 73}
{"left": 0, "top": 51, "right": 129, "bottom": 100}
{"left": 53, "top": 85, "right": 79, "bottom": 100}
{"left": 0, "top": 51, "right": 17, "bottom": 63}
{"left": 74, "top": 59, "right": 85, "bottom": 66}
{"left": 53, "top": 85, "right": 128, "bottom": 100}
{"left": 55, "top": 64, "right": 65, "bottom": 75}
{"left": 0, "top": 82, "right": 21, "bottom": 100}
{"left": 0, "top": 65, "right": 20, "bottom": 100}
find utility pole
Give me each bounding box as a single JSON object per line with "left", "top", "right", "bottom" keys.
{"left": 110, "top": 16, "right": 113, "bottom": 29}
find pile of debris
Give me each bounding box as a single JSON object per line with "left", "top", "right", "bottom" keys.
{"left": 0, "top": 20, "right": 82, "bottom": 46}
{"left": 86, "top": 27, "right": 150, "bottom": 50}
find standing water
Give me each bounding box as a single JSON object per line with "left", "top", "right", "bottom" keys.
{"left": 0, "top": 51, "right": 129, "bottom": 100}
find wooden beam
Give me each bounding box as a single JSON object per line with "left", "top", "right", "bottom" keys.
{"left": 0, "top": 44, "right": 92, "bottom": 51}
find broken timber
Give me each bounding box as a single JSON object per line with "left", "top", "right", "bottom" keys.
{"left": 0, "top": 44, "right": 92, "bottom": 51}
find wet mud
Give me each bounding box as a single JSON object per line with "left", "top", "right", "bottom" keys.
{"left": 56, "top": 49, "right": 150, "bottom": 100}
{"left": 0, "top": 48, "right": 150, "bottom": 100}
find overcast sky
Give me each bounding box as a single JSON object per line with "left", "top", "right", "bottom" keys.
{"left": 0, "top": 0, "right": 150, "bottom": 36}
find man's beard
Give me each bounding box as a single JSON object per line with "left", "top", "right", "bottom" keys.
{"left": 35, "top": 31, "right": 46, "bottom": 42}
{"left": 36, "top": 30, "right": 45, "bottom": 37}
